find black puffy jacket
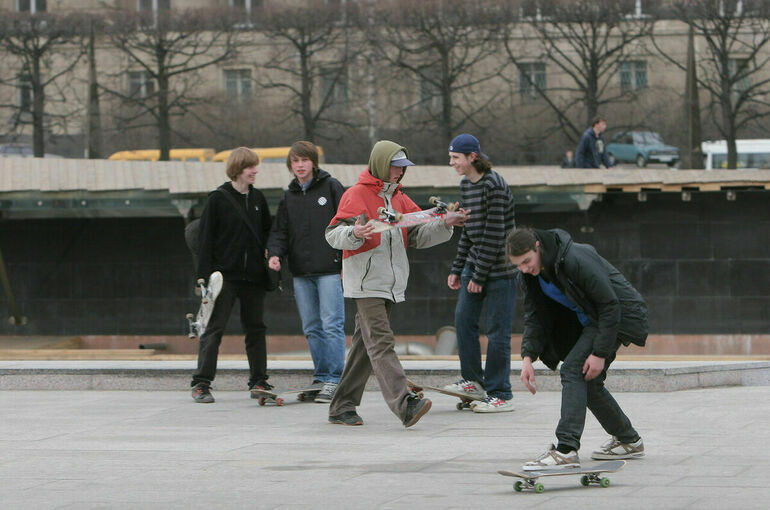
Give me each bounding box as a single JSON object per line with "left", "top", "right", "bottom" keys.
{"left": 520, "top": 228, "right": 648, "bottom": 370}
{"left": 267, "top": 169, "right": 344, "bottom": 277}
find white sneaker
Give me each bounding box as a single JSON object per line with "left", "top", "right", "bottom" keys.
{"left": 591, "top": 436, "right": 645, "bottom": 460}
{"left": 471, "top": 396, "right": 513, "bottom": 413}
{"left": 523, "top": 444, "right": 580, "bottom": 471}
{"left": 442, "top": 379, "right": 486, "bottom": 400}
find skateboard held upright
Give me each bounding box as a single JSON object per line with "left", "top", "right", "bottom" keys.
{"left": 185, "top": 271, "right": 223, "bottom": 339}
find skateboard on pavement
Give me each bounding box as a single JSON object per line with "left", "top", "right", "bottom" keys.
{"left": 407, "top": 379, "right": 485, "bottom": 411}
{"left": 498, "top": 460, "right": 626, "bottom": 493}
{"left": 367, "top": 196, "right": 457, "bottom": 234}
{"left": 250, "top": 387, "right": 322, "bottom": 406}
{"left": 185, "top": 271, "right": 223, "bottom": 339}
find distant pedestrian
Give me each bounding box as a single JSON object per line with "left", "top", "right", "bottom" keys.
{"left": 507, "top": 227, "right": 647, "bottom": 470}
{"left": 267, "top": 141, "right": 346, "bottom": 404}
{"left": 561, "top": 150, "right": 576, "bottom": 168}
{"left": 576, "top": 116, "right": 613, "bottom": 169}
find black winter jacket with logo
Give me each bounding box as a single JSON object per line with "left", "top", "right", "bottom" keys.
{"left": 267, "top": 169, "right": 345, "bottom": 277}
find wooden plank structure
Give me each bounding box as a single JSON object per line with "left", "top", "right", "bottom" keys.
{"left": 2, "top": 158, "right": 770, "bottom": 195}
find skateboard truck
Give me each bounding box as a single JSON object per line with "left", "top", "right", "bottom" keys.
{"left": 428, "top": 196, "right": 456, "bottom": 213}
{"left": 376, "top": 206, "right": 403, "bottom": 224}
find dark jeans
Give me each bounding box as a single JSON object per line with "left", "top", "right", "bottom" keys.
{"left": 556, "top": 325, "right": 639, "bottom": 451}
{"left": 191, "top": 280, "right": 267, "bottom": 388}
{"left": 454, "top": 263, "right": 517, "bottom": 400}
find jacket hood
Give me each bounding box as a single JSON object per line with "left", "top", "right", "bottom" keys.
{"left": 534, "top": 228, "right": 573, "bottom": 274}
{"left": 368, "top": 140, "right": 410, "bottom": 182}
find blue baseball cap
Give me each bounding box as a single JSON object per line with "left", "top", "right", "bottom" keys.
{"left": 449, "top": 133, "right": 488, "bottom": 159}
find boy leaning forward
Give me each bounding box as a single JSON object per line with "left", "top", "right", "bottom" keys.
{"left": 325, "top": 140, "right": 468, "bottom": 427}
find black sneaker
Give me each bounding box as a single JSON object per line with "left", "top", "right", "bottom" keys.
{"left": 249, "top": 380, "right": 274, "bottom": 399}
{"left": 403, "top": 396, "right": 432, "bottom": 428}
{"left": 191, "top": 383, "right": 214, "bottom": 403}
{"left": 328, "top": 411, "right": 364, "bottom": 426}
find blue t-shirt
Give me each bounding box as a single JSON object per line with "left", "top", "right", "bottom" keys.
{"left": 538, "top": 276, "right": 590, "bottom": 326}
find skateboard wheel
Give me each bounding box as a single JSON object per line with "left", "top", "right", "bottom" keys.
{"left": 258, "top": 397, "right": 266, "bottom": 406}
{"left": 580, "top": 475, "right": 590, "bottom": 486}
{"left": 456, "top": 402, "right": 464, "bottom": 411}
{"left": 185, "top": 313, "right": 194, "bottom": 319}
{"left": 196, "top": 278, "right": 205, "bottom": 285}
{"left": 394, "top": 212, "right": 403, "bottom": 221}
{"left": 429, "top": 196, "right": 439, "bottom": 205}
{"left": 534, "top": 483, "right": 545, "bottom": 493}
{"left": 187, "top": 333, "right": 196, "bottom": 339}
{"left": 447, "top": 203, "right": 456, "bottom": 211}
{"left": 377, "top": 206, "right": 386, "bottom": 215}
{"left": 298, "top": 393, "right": 305, "bottom": 401}
{"left": 276, "top": 398, "right": 284, "bottom": 406}
{"left": 600, "top": 477, "right": 610, "bottom": 488}
{"left": 513, "top": 481, "right": 523, "bottom": 492}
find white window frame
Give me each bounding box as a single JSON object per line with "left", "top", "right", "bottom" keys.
{"left": 728, "top": 57, "right": 751, "bottom": 93}
{"left": 223, "top": 68, "right": 253, "bottom": 100}
{"left": 128, "top": 71, "right": 155, "bottom": 99}
{"left": 16, "top": 0, "right": 46, "bottom": 13}
{"left": 519, "top": 62, "right": 546, "bottom": 101}
{"left": 229, "top": 0, "right": 264, "bottom": 14}
{"left": 137, "top": 0, "right": 170, "bottom": 13}
{"left": 619, "top": 61, "right": 648, "bottom": 92}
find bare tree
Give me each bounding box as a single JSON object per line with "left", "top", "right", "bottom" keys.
{"left": 364, "top": 0, "right": 506, "bottom": 150}
{"left": 248, "top": 2, "right": 363, "bottom": 144}
{"left": 500, "top": 0, "right": 657, "bottom": 143}
{"left": 0, "top": 11, "right": 89, "bottom": 157}
{"left": 653, "top": 0, "right": 770, "bottom": 169}
{"left": 102, "top": 8, "right": 240, "bottom": 160}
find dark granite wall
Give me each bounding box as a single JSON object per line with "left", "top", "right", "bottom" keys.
{"left": 0, "top": 190, "right": 767, "bottom": 335}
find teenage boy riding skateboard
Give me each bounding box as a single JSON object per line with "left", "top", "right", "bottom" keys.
{"left": 507, "top": 227, "right": 647, "bottom": 470}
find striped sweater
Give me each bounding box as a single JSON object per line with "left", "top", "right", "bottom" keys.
{"left": 450, "top": 170, "right": 516, "bottom": 283}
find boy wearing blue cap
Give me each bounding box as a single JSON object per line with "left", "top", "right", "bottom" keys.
{"left": 445, "top": 134, "right": 518, "bottom": 413}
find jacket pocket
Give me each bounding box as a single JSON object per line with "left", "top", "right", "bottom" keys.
{"left": 617, "top": 301, "right": 648, "bottom": 347}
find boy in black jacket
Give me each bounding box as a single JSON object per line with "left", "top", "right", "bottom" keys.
{"left": 267, "top": 141, "right": 346, "bottom": 403}
{"left": 507, "top": 227, "right": 647, "bottom": 470}
{"left": 191, "top": 147, "right": 273, "bottom": 403}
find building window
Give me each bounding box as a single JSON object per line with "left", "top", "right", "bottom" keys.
{"left": 619, "top": 61, "right": 647, "bottom": 92}
{"left": 18, "top": 74, "right": 32, "bottom": 112}
{"left": 321, "top": 67, "right": 349, "bottom": 105}
{"left": 230, "top": 0, "right": 263, "bottom": 12}
{"left": 224, "top": 69, "right": 252, "bottom": 99}
{"left": 728, "top": 58, "right": 751, "bottom": 93}
{"left": 128, "top": 71, "right": 155, "bottom": 99}
{"left": 16, "top": 0, "right": 47, "bottom": 12}
{"left": 137, "top": 0, "right": 170, "bottom": 12}
{"left": 519, "top": 62, "right": 546, "bottom": 100}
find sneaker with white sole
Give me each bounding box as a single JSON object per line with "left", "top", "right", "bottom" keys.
{"left": 442, "top": 379, "right": 486, "bottom": 400}
{"left": 471, "top": 396, "right": 513, "bottom": 413}
{"left": 523, "top": 444, "right": 580, "bottom": 471}
{"left": 591, "top": 436, "right": 644, "bottom": 460}
{"left": 314, "top": 382, "right": 338, "bottom": 404}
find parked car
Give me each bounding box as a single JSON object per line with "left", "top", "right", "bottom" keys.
{"left": 606, "top": 131, "right": 680, "bottom": 168}
{"left": 0, "top": 143, "right": 62, "bottom": 158}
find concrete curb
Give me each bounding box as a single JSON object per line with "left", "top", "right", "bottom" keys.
{"left": 1, "top": 360, "right": 768, "bottom": 392}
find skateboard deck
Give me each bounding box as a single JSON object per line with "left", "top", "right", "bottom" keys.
{"left": 407, "top": 379, "right": 485, "bottom": 410}
{"left": 185, "top": 271, "right": 223, "bottom": 339}
{"left": 250, "top": 387, "right": 322, "bottom": 406}
{"left": 498, "top": 460, "right": 626, "bottom": 493}
{"left": 368, "top": 196, "right": 456, "bottom": 234}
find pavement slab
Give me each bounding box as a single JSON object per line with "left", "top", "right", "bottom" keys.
{"left": 0, "top": 386, "right": 768, "bottom": 509}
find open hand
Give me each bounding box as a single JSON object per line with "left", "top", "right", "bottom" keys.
{"left": 444, "top": 205, "right": 470, "bottom": 227}
{"left": 353, "top": 215, "right": 375, "bottom": 240}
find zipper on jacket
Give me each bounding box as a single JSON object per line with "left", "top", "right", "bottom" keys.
{"left": 360, "top": 255, "right": 373, "bottom": 291}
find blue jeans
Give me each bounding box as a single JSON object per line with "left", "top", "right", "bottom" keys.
{"left": 455, "top": 263, "right": 517, "bottom": 400}
{"left": 293, "top": 274, "right": 346, "bottom": 383}
{"left": 556, "top": 325, "right": 639, "bottom": 451}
